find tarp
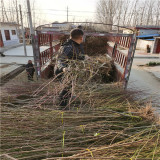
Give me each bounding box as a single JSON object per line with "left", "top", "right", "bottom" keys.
{"left": 145, "top": 39, "right": 155, "bottom": 41}
{"left": 137, "top": 34, "right": 160, "bottom": 38}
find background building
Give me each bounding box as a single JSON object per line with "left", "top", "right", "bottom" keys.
{"left": 121, "top": 26, "right": 160, "bottom": 54}
{"left": 0, "top": 22, "right": 20, "bottom": 47}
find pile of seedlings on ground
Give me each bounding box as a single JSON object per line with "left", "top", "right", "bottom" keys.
{"left": 1, "top": 55, "right": 160, "bottom": 160}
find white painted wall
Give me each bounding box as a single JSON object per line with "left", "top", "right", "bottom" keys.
{"left": 136, "top": 39, "right": 154, "bottom": 52}
{"left": 0, "top": 24, "right": 19, "bottom": 47}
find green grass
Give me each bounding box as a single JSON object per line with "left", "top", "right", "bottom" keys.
{"left": 147, "top": 61, "right": 160, "bottom": 66}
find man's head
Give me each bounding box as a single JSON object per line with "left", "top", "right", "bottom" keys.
{"left": 77, "top": 25, "right": 82, "bottom": 30}
{"left": 28, "top": 60, "right": 32, "bottom": 64}
{"left": 70, "top": 28, "right": 84, "bottom": 44}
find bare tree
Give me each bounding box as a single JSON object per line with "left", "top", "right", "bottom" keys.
{"left": 127, "top": 0, "right": 138, "bottom": 26}
{"left": 154, "top": 0, "right": 159, "bottom": 26}
{"left": 116, "top": 0, "right": 123, "bottom": 27}
{"left": 96, "top": 0, "right": 160, "bottom": 27}
{"left": 96, "top": 0, "right": 121, "bottom": 31}
{"left": 1, "top": 0, "right": 9, "bottom": 22}
{"left": 32, "top": 0, "right": 36, "bottom": 28}
{"left": 0, "top": 0, "right": 38, "bottom": 27}
{"left": 139, "top": 0, "right": 147, "bottom": 25}
{"left": 15, "top": 0, "right": 19, "bottom": 26}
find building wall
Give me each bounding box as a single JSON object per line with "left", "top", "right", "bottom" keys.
{"left": 0, "top": 24, "right": 19, "bottom": 47}
{"left": 136, "top": 39, "right": 154, "bottom": 51}
{"left": 139, "top": 29, "right": 160, "bottom": 36}
{"left": 152, "top": 38, "right": 160, "bottom": 54}
{"left": 42, "top": 27, "right": 61, "bottom": 32}
{"left": 52, "top": 23, "right": 70, "bottom": 30}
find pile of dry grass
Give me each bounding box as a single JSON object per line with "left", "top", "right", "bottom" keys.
{"left": 128, "top": 102, "right": 160, "bottom": 122}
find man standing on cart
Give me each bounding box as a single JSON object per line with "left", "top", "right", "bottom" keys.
{"left": 55, "top": 28, "right": 86, "bottom": 108}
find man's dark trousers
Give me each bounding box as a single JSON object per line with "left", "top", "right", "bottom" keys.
{"left": 55, "top": 68, "right": 72, "bottom": 107}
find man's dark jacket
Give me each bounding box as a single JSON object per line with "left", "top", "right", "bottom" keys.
{"left": 26, "top": 63, "right": 35, "bottom": 75}
{"left": 56, "top": 39, "right": 85, "bottom": 72}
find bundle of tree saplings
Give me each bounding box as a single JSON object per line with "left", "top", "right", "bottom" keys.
{"left": 84, "top": 36, "right": 108, "bottom": 56}
{"left": 1, "top": 54, "right": 160, "bottom": 160}
{"left": 62, "top": 55, "right": 116, "bottom": 84}
{"left": 1, "top": 82, "right": 160, "bottom": 160}
{"left": 59, "top": 36, "right": 108, "bottom": 56}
